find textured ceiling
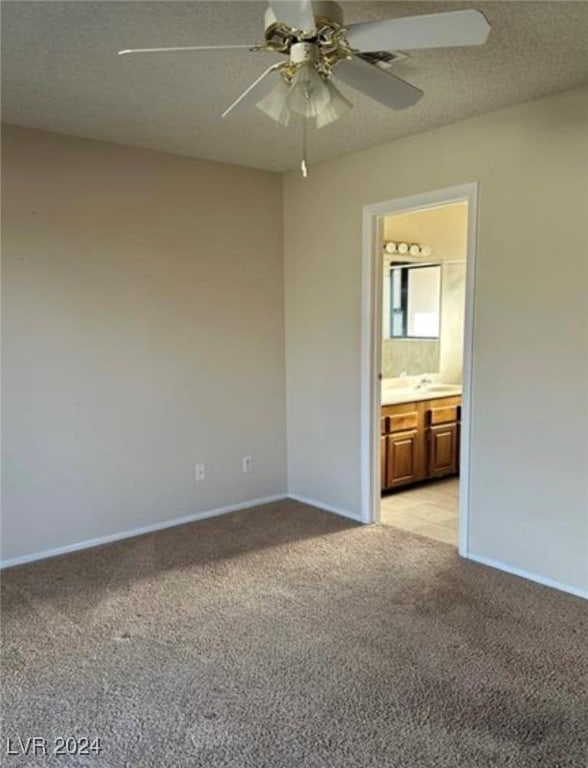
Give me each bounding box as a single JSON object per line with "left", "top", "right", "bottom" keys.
{"left": 2, "top": 1, "right": 588, "bottom": 172}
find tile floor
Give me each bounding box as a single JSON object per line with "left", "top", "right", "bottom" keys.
{"left": 380, "top": 477, "right": 459, "bottom": 545}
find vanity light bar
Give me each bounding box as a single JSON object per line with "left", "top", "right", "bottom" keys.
{"left": 384, "top": 241, "right": 432, "bottom": 257}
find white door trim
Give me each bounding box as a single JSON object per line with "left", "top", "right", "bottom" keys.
{"left": 360, "top": 183, "right": 479, "bottom": 558}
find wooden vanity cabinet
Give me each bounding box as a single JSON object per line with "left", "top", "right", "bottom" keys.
{"left": 426, "top": 402, "right": 460, "bottom": 479}
{"left": 381, "top": 403, "right": 424, "bottom": 489}
{"left": 381, "top": 396, "right": 461, "bottom": 492}
{"left": 386, "top": 428, "right": 422, "bottom": 488}
{"left": 380, "top": 416, "right": 388, "bottom": 491}
{"left": 427, "top": 424, "right": 459, "bottom": 478}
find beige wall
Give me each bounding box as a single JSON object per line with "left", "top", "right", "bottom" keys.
{"left": 284, "top": 86, "right": 588, "bottom": 593}
{"left": 1, "top": 125, "right": 287, "bottom": 562}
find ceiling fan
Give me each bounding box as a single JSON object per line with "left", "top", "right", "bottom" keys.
{"left": 119, "top": 1, "right": 490, "bottom": 175}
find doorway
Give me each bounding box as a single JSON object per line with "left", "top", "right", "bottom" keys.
{"left": 360, "top": 184, "right": 478, "bottom": 557}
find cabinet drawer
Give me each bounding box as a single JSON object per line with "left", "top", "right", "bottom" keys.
{"left": 427, "top": 405, "right": 460, "bottom": 426}
{"left": 389, "top": 411, "right": 419, "bottom": 433}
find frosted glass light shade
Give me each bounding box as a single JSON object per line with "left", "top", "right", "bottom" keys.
{"left": 287, "top": 64, "right": 331, "bottom": 118}
{"left": 316, "top": 81, "right": 353, "bottom": 128}
{"left": 256, "top": 79, "right": 291, "bottom": 126}
{"left": 256, "top": 67, "right": 353, "bottom": 129}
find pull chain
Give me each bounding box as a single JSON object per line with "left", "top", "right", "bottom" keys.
{"left": 301, "top": 117, "right": 308, "bottom": 178}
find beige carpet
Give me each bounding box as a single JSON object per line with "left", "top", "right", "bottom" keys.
{"left": 2, "top": 499, "right": 586, "bottom": 767}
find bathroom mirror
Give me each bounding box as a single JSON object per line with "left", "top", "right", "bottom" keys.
{"left": 382, "top": 263, "right": 442, "bottom": 377}
{"left": 387, "top": 264, "right": 441, "bottom": 339}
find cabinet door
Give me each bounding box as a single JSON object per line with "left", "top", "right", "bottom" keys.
{"left": 428, "top": 423, "right": 458, "bottom": 478}
{"left": 381, "top": 435, "right": 388, "bottom": 490}
{"left": 386, "top": 429, "right": 420, "bottom": 488}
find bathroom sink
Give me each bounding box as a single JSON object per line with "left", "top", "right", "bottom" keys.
{"left": 381, "top": 382, "right": 461, "bottom": 404}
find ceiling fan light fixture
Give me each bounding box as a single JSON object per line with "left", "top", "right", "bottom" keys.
{"left": 256, "top": 77, "right": 292, "bottom": 126}
{"left": 315, "top": 80, "right": 352, "bottom": 128}
{"left": 118, "top": 5, "right": 492, "bottom": 178}
{"left": 287, "top": 63, "right": 331, "bottom": 118}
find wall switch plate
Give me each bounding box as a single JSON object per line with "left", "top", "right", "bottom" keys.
{"left": 195, "top": 463, "right": 205, "bottom": 482}
{"left": 242, "top": 456, "right": 252, "bottom": 473}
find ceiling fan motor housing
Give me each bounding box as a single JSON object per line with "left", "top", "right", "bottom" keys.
{"left": 264, "top": 1, "right": 344, "bottom": 33}
{"left": 290, "top": 41, "right": 319, "bottom": 65}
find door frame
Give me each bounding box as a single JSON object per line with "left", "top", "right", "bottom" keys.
{"left": 360, "top": 182, "right": 479, "bottom": 557}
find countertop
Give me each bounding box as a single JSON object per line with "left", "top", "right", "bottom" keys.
{"left": 381, "top": 386, "right": 462, "bottom": 406}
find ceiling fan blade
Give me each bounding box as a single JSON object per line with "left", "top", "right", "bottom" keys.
{"left": 333, "top": 57, "right": 422, "bottom": 110}
{"left": 222, "top": 64, "right": 282, "bottom": 118}
{"left": 346, "top": 9, "right": 490, "bottom": 52}
{"left": 267, "top": 0, "right": 316, "bottom": 33}
{"left": 118, "top": 44, "right": 256, "bottom": 56}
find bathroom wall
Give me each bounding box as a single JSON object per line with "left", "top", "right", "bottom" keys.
{"left": 381, "top": 339, "right": 440, "bottom": 378}
{"left": 439, "top": 261, "right": 467, "bottom": 383}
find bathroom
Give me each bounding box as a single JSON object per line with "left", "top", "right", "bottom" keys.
{"left": 379, "top": 201, "right": 468, "bottom": 546}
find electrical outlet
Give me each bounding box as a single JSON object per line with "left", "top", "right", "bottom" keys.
{"left": 242, "top": 456, "right": 252, "bottom": 473}
{"left": 195, "top": 463, "right": 206, "bottom": 482}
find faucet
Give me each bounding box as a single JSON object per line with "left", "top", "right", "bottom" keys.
{"left": 416, "top": 376, "right": 433, "bottom": 389}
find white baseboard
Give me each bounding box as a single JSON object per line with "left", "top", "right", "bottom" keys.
{"left": 466, "top": 552, "right": 588, "bottom": 600}
{"left": 0, "top": 494, "right": 288, "bottom": 570}
{"left": 6, "top": 498, "right": 583, "bottom": 601}
{"left": 288, "top": 494, "right": 363, "bottom": 523}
